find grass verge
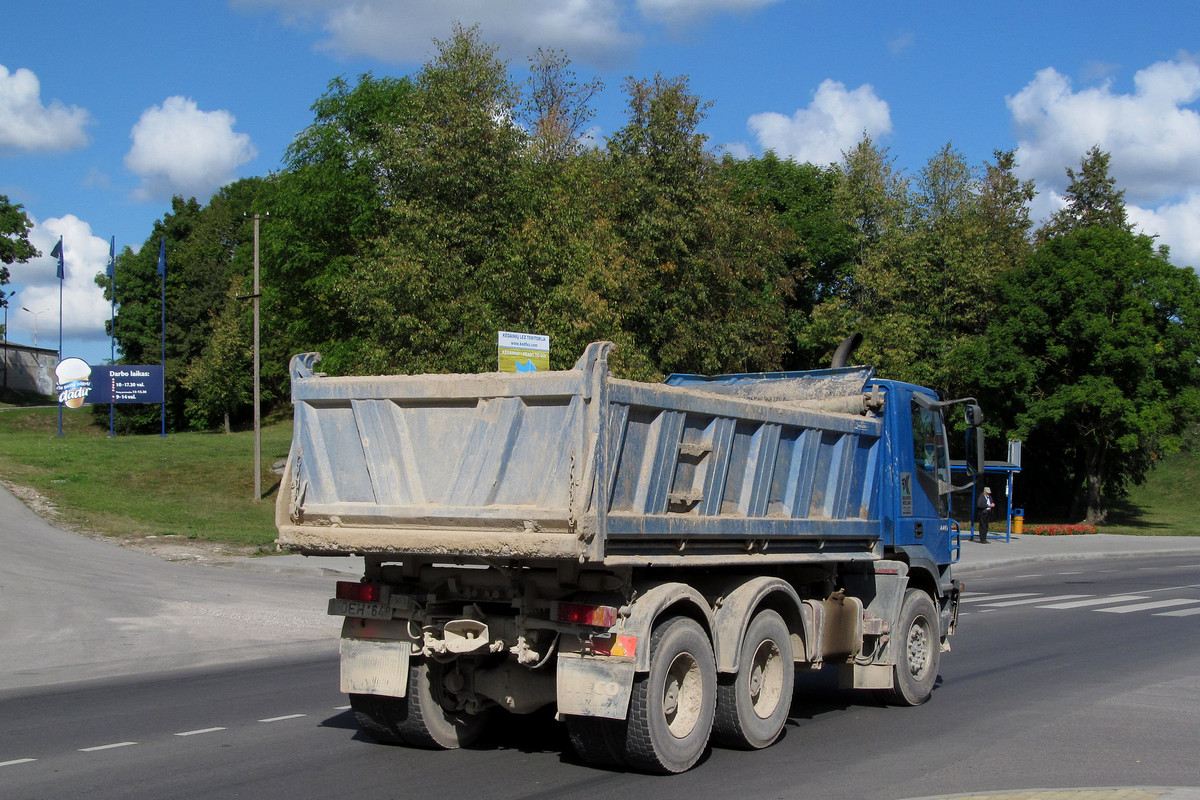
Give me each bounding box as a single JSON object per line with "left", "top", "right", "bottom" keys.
{"left": 0, "top": 406, "right": 290, "bottom": 551}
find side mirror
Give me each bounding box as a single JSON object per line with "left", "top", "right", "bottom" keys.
{"left": 965, "top": 426, "right": 986, "bottom": 476}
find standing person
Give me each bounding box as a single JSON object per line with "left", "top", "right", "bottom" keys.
{"left": 975, "top": 486, "right": 996, "bottom": 543}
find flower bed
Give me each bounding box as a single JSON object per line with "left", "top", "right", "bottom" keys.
{"left": 1023, "top": 524, "right": 1099, "bottom": 536}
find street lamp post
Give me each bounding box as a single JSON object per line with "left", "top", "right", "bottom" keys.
{"left": 2, "top": 290, "right": 14, "bottom": 390}
{"left": 21, "top": 306, "right": 51, "bottom": 348}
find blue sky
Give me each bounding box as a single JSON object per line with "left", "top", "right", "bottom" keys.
{"left": 4, "top": 0, "right": 1199, "bottom": 367}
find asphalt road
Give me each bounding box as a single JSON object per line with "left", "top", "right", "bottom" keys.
{"left": 3, "top": 482, "right": 1200, "bottom": 798}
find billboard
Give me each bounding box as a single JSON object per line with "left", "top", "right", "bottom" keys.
{"left": 498, "top": 331, "right": 549, "bottom": 373}
{"left": 54, "top": 359, "right": 165, "bottom": 407}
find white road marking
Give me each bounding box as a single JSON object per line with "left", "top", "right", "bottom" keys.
{"left": 79, "top": 742, "right": 138, "bottom": 752}
{"left": 175, "top": 727, "right": 227, "bottom": 736}
{"left": 960, "top": 592, "right": 1039, "bottom": 603}
{"left": 0, "top": 758, "right": 37, "bottom": 767}
{"left": 1039, "top": 595, "right": 1149, "bottom": 609}
{"left": 1098, "top": 598, "right": 1200, "bottom": 614}
{"left": 334, "top": 705, "right": 352, "bottom": 710}
{"left": 982, "top": 594, "right": 1090, "bottom": 607}
{"left": 1156, "top": 606, "right": 1200, "bottom": 617}
{"left": 258, "top": 714, "right": 307, "bottom": 723}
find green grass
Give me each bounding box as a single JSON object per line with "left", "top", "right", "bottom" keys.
{"left": 1103, "top": 448, "right": 1200, "bottom": 536}
{"left": 0, "top": 406, "right": 292, "bottom": 550}
{"left": 1, "top": 403, "right": 1197, "bottom": 546}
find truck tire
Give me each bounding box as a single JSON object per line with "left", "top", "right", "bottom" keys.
{"left": 623, "top": 615, "right": 716, "bottom": 774}
{"left": 879, "top": 588, "right": 940, "bottom": 706}
{"left": 395, "top": 658, "right": 489, "bottom": 749}
{"left": 713, "top": 609, "right": 793, "bottom": 749}
{"left": 349, "top": 693, "right": 406, "bottom": 745}
{"left": 565, "top": 715, "right": 627, "bottom": 769}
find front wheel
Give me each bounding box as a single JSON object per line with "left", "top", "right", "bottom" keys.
{"left": 879, "top": 589, "right": 940, "bottom": 706}
{"left": 623, "top": 615, "right": 716, "bottom": 774}
{"left": 713, "top": 609, "right": 793, "bottom": 749}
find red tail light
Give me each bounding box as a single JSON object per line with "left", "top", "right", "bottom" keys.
{"left": 336, "top": 581, "right": 382, "bottom": 602}
{"left": 555, "top": 602, "right": 618, "bottom": 628}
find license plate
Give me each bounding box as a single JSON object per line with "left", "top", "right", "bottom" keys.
{"left": 328, "top": 598, "right": 394, "bottom": 620}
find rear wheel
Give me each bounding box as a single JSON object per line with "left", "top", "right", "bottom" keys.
{"left": 713, "top": 609, "right": 793, "bottom": 749}
{"left": 879, "top": 589, "right": 940, "bottom": 706}
{"left": 395, "top": 658, "right": 489, "bottom": 749}
{"left": 623, "top": 616, "right": 716, "bottom": 774}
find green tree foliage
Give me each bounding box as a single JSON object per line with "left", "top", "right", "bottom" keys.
{"left": 724, "top": 153, "right": 856, "bottom": 368}
{"left": 1037, "top": 145, "right": 1131, "bottom": 240}
{"left": 986, "top": 225, "right": 1200, "bottom": 522}
{"left": 268, "top": 72, "right": 417, "bottom": 359}
{"left": 606, "top": 74, "right": 793, "bottom": 377}
{"left": 182, "top": 285, "right": 251, "bottom": 432}
{"left": 330, "top": 24, "right": 529, "bottom": 375}
{"left": 1, "top": 195, "right": 40, "bottom": 329}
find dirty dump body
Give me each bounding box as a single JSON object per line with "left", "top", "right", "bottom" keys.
{"left": 276, "top": 341, "right": 964, "bottom": 774}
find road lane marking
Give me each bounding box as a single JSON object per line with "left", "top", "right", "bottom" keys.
{"left": 79, "top": 742, "right": 138, "bottom": 752}
{"left": 1156, "top": 606, "right": 1200, "bottom": 617}
{"left": 0, "top": 758, "right": 37, "bottom": 767}
{"left": 334, "top": 705, "right": 351, "bottom": 710}
{"left": 1098, "top": 598, "right": 1200, "bottom": 614}
{"left": 982, "top": 594, "right": 1090, "bottom": 607}
{"left": 258, "top": 714, "right": 307, "bottom": 723}
{"left": 1039, "top": 595, "right": 1149, "bottom": 609}
{"left": 960, "top": 593, "right": 1039, "bottom": 603}
{"left": 175, "top": 727, "right": 227, "bottom": 736}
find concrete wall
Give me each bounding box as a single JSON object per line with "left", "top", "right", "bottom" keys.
{"left": 1, "top": 342, "right": 59, "bottom": 396}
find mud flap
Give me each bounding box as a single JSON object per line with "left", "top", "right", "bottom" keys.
{"left": 340, "top": 638, "right": 411, "bottom": 696}
{"left": 556, "top": 653, "right": 636, "bottom": 720}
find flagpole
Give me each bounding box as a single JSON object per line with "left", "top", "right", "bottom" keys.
{"left": 53, "top": 236, "right": 64, "bottom": 438}
{"left": 108, "top": 236, "right": 116, "bottom": 438}
{"left": 158, "top": 237, "right": 166, "bottom": 437}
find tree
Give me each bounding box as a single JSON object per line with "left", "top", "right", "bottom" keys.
{"left": 182, "top": 285, "right": 252, "bottom": 432}
{"left": 992, "top": 225, "right": 1200, "bottom": 523}
{"left": 332, "top": 23, "right": 529, "bottom": 375}
{"left": 1037, "top": 146, "right": 1130, "bottom": 241}
{"left": 604, "top": 74, "right": 793, "bottom": 377}
{"left": 268, "top": 73, "right": 417, "bottom": 360}
{"left": 1, "top": 195, "right": 39, "bottom": 333}
{"left": 520, "top": 48, "right": 603, "bottom": 163}
{"left": 724, "top": 153, "right": 856, "bottom": 369}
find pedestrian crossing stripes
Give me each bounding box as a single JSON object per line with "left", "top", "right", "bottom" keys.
{"left": 961, "top": 590, "right": 1200, "bottom": 617}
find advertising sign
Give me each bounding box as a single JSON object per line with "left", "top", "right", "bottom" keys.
{"left": 54, "top": 360, "right": 165, "bottom": 407}
{"left": 88, "top": 365, "right": 165, "bottom": 404}
{"left": 498, "top": 331, "right": 550, "bottom": 373}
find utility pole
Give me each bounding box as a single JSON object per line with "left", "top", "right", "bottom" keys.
{"left": 253, "top": 214, "right": 262, "bottom": 502}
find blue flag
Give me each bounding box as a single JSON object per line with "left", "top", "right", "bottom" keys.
{"left": 50, "top": 237, "right": 64, "bottom": 279}
{"left": 107, "top": 237, "right": 115, "bottom": 279}
{"left": 156, "top": 237, "right": 166, "bottom": 277}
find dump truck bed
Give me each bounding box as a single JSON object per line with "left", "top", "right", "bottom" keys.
{"left": 276, "top": 342, "right": 886, "bottom": 566}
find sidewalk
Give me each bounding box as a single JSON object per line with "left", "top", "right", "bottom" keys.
{"left": 954, "top": 532, "right": 1200, "bottom": 572}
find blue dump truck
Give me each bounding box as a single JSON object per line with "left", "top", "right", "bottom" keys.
{"left": 276, "top": 340, "right": 984, "bottom": 773}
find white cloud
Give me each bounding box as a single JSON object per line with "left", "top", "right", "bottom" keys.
{"left": 124, "top": 97, "right": 257, "bottom": 201}
{"left": 243, "top": 0, "right": 642, "bottom": 70}
{"left": 745, "top": 79, "right": 892, "bottom": 165}
{"left": 0, "top": 64, "right": 91, "bottom": 152}
{"left": 1008, "top": 59, "right": 1200, "bottom": 205}
{"left": 1129, "top": 193, "right": 1200, "bottom": 270}
{"left": 5, "top": 216, "right": 111, "bottom": 345}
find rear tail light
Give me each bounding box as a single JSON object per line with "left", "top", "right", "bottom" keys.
{"left": 336, "top": 581, "right": 383, "bottom": 602}
{"left": 555, "top": 602, "right": 619, "bottom": 628}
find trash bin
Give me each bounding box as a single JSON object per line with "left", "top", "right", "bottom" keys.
{"left": 1012, "top": 508, "right": 1024, "bottom": 535}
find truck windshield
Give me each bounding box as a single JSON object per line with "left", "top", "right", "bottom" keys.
{"left": 911, "top": 400, "right": 949, "bottom": 516}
